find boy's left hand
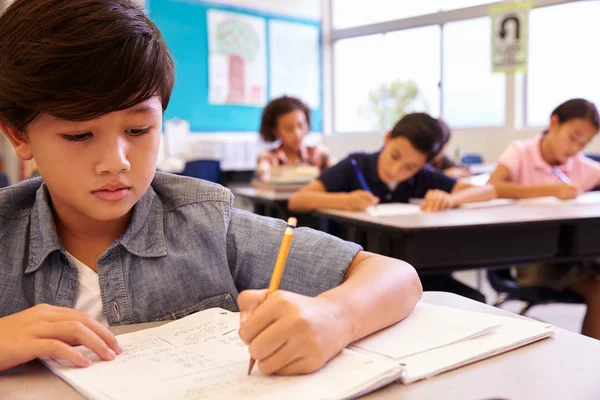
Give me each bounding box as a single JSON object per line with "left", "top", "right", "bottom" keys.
{"left": 421, "top": 189, "right": 456, "bottom": 212}
{"left": 237, "top": 290, "right": 350, "bottom": 376}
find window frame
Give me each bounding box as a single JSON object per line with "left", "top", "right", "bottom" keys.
{"left": 328, "top": 0, "right": 588, "bottom": 135}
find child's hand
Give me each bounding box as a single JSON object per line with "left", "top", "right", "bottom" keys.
{"left": 238, "top": 290, "right": 349, "bottom": 376}
{"left": 346, "top": 190, "right": 379, "bottom": 211}
{"left": 551, "top": 184, "right": 581, "bottom": 200}
{"left": 444, "top": 166, "right": 472, "bottom": 179}
{"left": 421, "top": 189, "right": 456, "bottom": 212}
{"left": 0, "top": 304, "right": 122, "bottom": 372}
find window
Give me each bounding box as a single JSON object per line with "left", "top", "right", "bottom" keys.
{"left": 334, "top": 27, "right": 440, "bottom": 132}
{"left": 442, "top": 17, "right": 505, "bottom": 127}
{"left": 333, "top": 0, "right": 496, "bottom": 29}
{"left": 527, "top": 1, "right": 600, "bottom": 126}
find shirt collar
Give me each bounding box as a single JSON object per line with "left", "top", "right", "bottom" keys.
{"left": 275, "top": 143, "right": 309, "bottom": 164}
{"left": 26, "top": 183, "right": 167, "bottom": 274}
{"left": 532, "top": 134, "right": 574, "bottom": 173}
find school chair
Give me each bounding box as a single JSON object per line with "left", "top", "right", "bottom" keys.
{"left": 180, "top": 159, "right": 222, "bottom": 184}
{"left": 585, "top": 153, "right": 600, "bottom": 163}
{"left": 461, "top": 153, "right": 484, "bottom": 165}
{"left": 487, "top": 267, "right": 583, "bottom": 316}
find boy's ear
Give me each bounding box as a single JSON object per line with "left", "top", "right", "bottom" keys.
{"left": 0, "top": 122, "right": 34, "bottom": 161}
{"left": 384, "top": 130, "right": 392, "bottom": 145}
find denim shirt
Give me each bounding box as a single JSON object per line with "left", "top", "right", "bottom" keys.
{"left": 0, "top": 173, "right": 361, "bottom": 325}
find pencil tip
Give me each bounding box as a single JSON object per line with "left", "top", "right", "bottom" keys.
{"left": 247, "top": 358, "right": 256, "bottom": 375}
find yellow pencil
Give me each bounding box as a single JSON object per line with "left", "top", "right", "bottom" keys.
{"left": 247, "top": 217, "right": 297, "bottom": 376}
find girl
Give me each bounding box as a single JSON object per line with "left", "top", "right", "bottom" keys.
{"left": 488, "top": 98, "right": 600, "bottom": 339}
{"left": 255, "top": 96, "right": 335, "bottom": 181}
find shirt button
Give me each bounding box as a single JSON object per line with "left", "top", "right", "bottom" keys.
{"left": 385, "top": 194, "right": 392, "bottom": 201}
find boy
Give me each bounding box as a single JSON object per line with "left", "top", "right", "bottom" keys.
{"left": 0, "top": 0, "right": 422, "bottom": 374}
{"left": 289, "top": 113, "right": 495, "bottom": 212}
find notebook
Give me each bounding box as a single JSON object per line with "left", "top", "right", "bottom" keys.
{"left": 367, "top": 199, "right": 515, "bottom": 216}
{"left": 41, "top": 303, "right": 554, "bottom": 399}
{"left": 518, "top": 191, "right": 600, "bottom": 206}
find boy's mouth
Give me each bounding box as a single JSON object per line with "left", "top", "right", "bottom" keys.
{"left": 92, "top": 182, "right": 132, "bottom": 202}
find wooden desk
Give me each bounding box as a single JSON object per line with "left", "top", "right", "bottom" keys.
{"left": 316, "top": 203, "right": 600, "bottom": 273}
{"left": 2, "top": 292, "right": 599, "bottom": 399}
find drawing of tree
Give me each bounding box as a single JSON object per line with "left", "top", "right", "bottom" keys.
{"left": 215, "top": 18, "right": 260, "bottom": 103}
{"left": 358, "top": 79, "right": 429, "bottom": 130}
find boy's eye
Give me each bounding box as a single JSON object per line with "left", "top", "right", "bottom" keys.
{"left": 62, "top": 132, "right": 92, "bottom": 142}
{"left": 127, "top": 127, "right": 150, "bottom": 136}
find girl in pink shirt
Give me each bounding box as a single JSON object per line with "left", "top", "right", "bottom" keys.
{"left": 489, "top": 98, "right": 600, "bottom": 339}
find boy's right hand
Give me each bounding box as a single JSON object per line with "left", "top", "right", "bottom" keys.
{"left": 0, "top": 304, "right": 122, "bottom": 372}
{"left": 551, "top": 184, "right": 581, "bottom": 200}
{"left": 346, "top": 190, "right": 379, "bottom": 211}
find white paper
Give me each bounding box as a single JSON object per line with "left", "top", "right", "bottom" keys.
{"left": 366, "top": 203, "right": 421, "bottom": 216}
{"left": 268, "top": 20, "right": 320, "bottom": 109}
{"left": 207, "top": 10, "right": 266, "bottom": 106}
{"left": 351, "top": 303, "right": 501, "bottom": 360}
{"left": 460, "top": 198, "right": 515, "bottom": 209}
{"left": 397, "top": 313, "right": 553, "bottom": 384}
{"left": 518, "top": 192, "right": 600, "bottom": 206}
{"left": 42, "top": 308, "right": 402, "bottom": 400}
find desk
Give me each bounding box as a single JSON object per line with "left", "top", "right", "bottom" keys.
{"left": 2, "top": 292, "right": 599, "bottom": 399}
{"left": 230, "top": 186, "right": 292, "bottom": 219}
{"left": 231, "top": 186, "right": 322, "bottom": 229}
{"left": 316, "top": 203, "right": 600, "bottom": 274}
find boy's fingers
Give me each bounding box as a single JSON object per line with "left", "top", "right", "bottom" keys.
{"left": 237, "top": 289, "right": 268, "bottom": 324}
{"left": 54, "top": 309, "right": 122, "bottom": 354}
{"left": 36, "top": 321, "right": 116, "bottom": 361}
{"left": 34, "top": 339, "right": 92, "bottom": 368}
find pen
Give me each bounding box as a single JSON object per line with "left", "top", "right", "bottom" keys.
{"left": 551, "top": 167, "right": 572, "bottom": 185}
{"left": 350, "top": 158, "right": 371, "bottom": 192}
{"left": 247, "top": 217, "right": 297, "bottom": 375}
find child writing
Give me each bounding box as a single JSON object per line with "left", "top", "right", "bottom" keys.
{"left": 289, "top": 113, "right": 496, "bottom": 213}
{"left": 255, "top": 96, "right": 335, "bottom": 181}
{"left": 430, "top": 119, "right": 471, "bottom": 179}
{"left": 488, "top": 98, "right": 600, "bottom": 339}
{"left": 0, "top": 0, "right": 422, "bottom": 374}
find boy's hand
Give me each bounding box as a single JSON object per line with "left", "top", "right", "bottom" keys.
{"left": 346, "top": 190, "right": 379, "bottom": 211}
{"left": 0, "top": 304, "right": 122, "bottom": 372}
{"left": 421, "top": 189, "right": 456, "bottom": 212}
{"left": 551, "top": 184, "right": 581, "bottom": 200}
{"left": 238, "top": 290, "right": 350, "bottom": 376}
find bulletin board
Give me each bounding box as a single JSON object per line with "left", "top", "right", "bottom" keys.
{"left": 148, "top": 0, "right": 323, "bottom": 133}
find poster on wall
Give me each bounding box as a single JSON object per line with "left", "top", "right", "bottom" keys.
{"left": 489, "top": 2, "right": 531, "bottom": 73}
{"left": 207, "top": 9, "right": 267, "bottom": 106}
{"left": 269, "top": 20, "right": 320, "bottom": 109}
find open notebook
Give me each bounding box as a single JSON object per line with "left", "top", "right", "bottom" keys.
{"left": 42, "top": 303, "right": 554, "bottom": 400}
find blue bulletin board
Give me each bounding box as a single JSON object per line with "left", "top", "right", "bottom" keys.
{"left": 148, "top": 0, "right": 323, "bottom": 133}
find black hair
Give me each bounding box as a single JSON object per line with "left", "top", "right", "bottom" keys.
{"left": 545, "top": 98, "right": 599, "bottom": 134}
{"left": 259, "top": 96, "right": 311, "bottom": 142}
{"left": 389, "top": 113, "right": 444, "bottom": 161}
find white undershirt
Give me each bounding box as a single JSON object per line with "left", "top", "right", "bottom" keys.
{"left": 387, "top": 182, "right": 399, "bottom": 192}
{"left": 69, "top": 253, "right": 109, "bottom": 327}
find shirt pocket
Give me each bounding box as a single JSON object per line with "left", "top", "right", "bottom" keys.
{"left": 153, "top": 293, "right": 238, "bottom": 321}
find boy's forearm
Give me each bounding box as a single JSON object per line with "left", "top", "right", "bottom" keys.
{"left": 317, "top": 252, "right": 422, "bottom": 344}
{"left": 451, "top": 184, "right": 496, "bottom": 206}
{"left": 491, "top": 182, "right": 555, "bottom": 199}
{"left": 288, "top": 191, "right": 349, "bottom": 212}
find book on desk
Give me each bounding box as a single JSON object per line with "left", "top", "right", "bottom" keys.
{"left": 41, "top": 302, "right": 553, "bottom": 400}
{"left": 252, "top": 165, "right": 319, "bottom": 193}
